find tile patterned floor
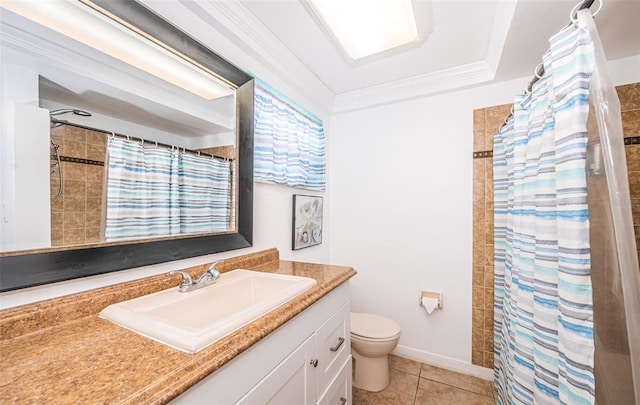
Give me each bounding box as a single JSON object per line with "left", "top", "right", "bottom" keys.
{"left": 353, "top": 355, "right": 496, "bottom": 405}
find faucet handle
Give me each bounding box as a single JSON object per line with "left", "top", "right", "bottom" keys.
{"left": 206, "top": 259, "right": 224, "bottom": 278}
{"left": 169, "top": 270, "right": 193, "bottom": 287}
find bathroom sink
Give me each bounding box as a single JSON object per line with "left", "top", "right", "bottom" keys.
{"left": 99, "top": 269, "right": 317, "bottom": 353}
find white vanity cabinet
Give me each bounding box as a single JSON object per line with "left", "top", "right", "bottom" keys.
{"left": 237, "top": 334, "right": 316, "bottom": 404}
{"left": 171, "top": 282, "right": 352, "bottom": 405}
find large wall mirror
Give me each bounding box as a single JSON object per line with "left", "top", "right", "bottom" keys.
{"left": 0, "top": 0, "right": 254, "bottom": 292}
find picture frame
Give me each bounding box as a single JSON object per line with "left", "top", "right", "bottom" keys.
{"left": 292, "top": 194, "right": 323, "bottom": 250}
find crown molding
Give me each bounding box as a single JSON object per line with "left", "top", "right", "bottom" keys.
{"left": 140, "top": 0, "right": 515, "bottom": 116}
{"left": 330, "top": 1, "right": 518, "bottom": 114}
{"left": 332, "top": 60, "right": 495, "bottom": 114}
{"left": 145, "top": 0, "right": 335, "bottom": 117}
{"left": 485, "top": 0, "right": 518, "bottom": 72}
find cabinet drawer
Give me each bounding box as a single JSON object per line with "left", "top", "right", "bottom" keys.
{"left": 318, "top": 356, "right": 352, "bottom": 405}
{"left": 317, "top": 302, "right": 350, "bottom": 395}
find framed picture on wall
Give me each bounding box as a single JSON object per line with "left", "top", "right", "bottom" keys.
{"left": 292, "top": 195, "right": 323, "bottom": 250}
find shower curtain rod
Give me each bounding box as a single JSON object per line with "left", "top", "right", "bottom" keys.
{"left": 50, "top": 118, "right": 235, "bottom": 162}
{"left": 500, "top": 0, "right": 598, "bottom": 128}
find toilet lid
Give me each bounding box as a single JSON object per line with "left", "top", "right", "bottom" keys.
{"left": 350, "top": 312, "right": 401, "bottom": 340}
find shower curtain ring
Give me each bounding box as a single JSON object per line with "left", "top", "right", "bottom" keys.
{"left": 140, "top": 138, "right": 145, "bottom": 145}
{"left": 570, "top": 0, "right": 602, "bottom": 23}
{"left": 534, "top": 63, "right": 545, "bottom": 79}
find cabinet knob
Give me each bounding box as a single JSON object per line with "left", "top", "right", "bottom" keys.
{"left": 339, "top": 397, "right": 347, "bottom": 404}
{"left": 309, "top": 359, "right": 318, "bottom": 367}
{"left": 330, "top": 337, "right": 345, "bottom": 352}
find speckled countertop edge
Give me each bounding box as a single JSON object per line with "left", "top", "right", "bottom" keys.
{"left": 0, "top": 249, "right": 356, "bottom": 404}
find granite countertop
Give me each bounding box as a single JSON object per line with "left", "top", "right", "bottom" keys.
{"left": 0, "top": 249, "right": 356, "bottom": 404}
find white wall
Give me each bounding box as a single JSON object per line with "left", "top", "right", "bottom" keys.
{"left": 328, "top": 78, "right": 522, "bottom": 377}
{"left": 0, "top": 65, "right": 43, "bottom": 251}
{"left": 328, "top": 55, "right": 640, "bottom": 375}
{"left": 12, "top": 104, "right": 50, "bottom": 251}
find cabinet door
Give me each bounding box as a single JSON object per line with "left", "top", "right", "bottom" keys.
{"left": 237, "top": 334, "right": 316, "bottom": 405}
{"left": 318, "top": 357, "right": 352, "bottom": 405}
{"left": 316, "top": 302, "right": 350, "bottom": 395}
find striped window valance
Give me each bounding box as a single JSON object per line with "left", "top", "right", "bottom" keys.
{"left": 254, "top": 80, "right": 326, "bottom": 191}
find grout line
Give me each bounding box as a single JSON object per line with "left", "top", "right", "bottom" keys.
{"left": 387, "top": 357, "right": 496, "bottom": 402}
{"left": 413, "top": 364, "right": 422, "bottom": 405}
{"left": 416, "top": 362, "right": 495, "bottom": 400}
{"left": 418, "top": 376, "right": 495, "bottom": 400}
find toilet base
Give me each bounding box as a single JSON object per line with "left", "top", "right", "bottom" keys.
{"left": 352, "top": 349, "right": 390, "bottom": 392}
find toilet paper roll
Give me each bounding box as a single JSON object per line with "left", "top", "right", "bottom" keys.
{"left": 421, "top": 297, "right": 439, "bottom": 314}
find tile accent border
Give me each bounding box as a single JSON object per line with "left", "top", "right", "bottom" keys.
{"left": 624, "top": 136, "right": 640, "bottom": 145}
{"left": 60, "top": 156, "right": 105, "bottom": 166}
{"left": 473, "top": 151, "right": 493, "bottom": 159}
{"left": 473, "top": 135, "right": 638, "bottom": 160}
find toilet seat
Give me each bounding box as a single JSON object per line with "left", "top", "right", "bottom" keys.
{"left": 351, "top": 312, "right": 401, "bottom": 340}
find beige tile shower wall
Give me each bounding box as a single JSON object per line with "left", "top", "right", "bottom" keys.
{"left": 619, "top": 83, "right": 640, "bottom": 263}
{"left": 471, "top": 83, "right": 640, "bottom": 369}
{"left": 472, "top": 103, "right": 511, "bottom": 369}
{"left": 603, "top": 83, "right": 640, "bottom": 353}
{"left": 50, "top": 126, "right": 106, "bottom": 247}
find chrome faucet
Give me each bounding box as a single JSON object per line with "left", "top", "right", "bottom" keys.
{"left": 170, "top": 259, "right": 224, "bottom": 293}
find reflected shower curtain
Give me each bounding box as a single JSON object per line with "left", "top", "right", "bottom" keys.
{"left": 178, "top": 153, "right": 233, "bottom": 234}
{"left": 493, "top": 10, "right": 595, "bottom": 405}
{"left": 105, "top": 137, "right": 180, "bottom": 240}
{"left": 105, "top": 138, "right": 233, "bottom": 241}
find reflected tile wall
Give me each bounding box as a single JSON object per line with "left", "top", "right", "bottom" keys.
{"left": 471, "top": 82, "right": 640, "bottom": 369}
{"left": 50, "top": 126, "right": 106, "bottom": 247}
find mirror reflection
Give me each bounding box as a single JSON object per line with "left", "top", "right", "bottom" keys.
{"left": 1, "top": 2, "right": 240, "bottom": 253}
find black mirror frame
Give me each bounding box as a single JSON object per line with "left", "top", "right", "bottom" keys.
{"left": 0, "top": 0, "right": 254, "bottom": 292}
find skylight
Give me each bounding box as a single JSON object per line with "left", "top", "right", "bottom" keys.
{"left": 306, "top": 0, "right": 419, "bottom": 60}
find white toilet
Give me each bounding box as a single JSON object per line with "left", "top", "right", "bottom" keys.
{"left": 350, "top": 312, "right": 401, "bottom": 392}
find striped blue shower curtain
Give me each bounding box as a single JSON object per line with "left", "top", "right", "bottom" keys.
{"left": 105, "top": 138, "right": 232, "bottom": 241}
{"left": 493, "top": 10, "right": 595, "bottom": 405}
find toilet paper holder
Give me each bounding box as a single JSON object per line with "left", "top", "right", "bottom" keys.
{"left": 418, "top": 291, "right": 443, "bottom": 310}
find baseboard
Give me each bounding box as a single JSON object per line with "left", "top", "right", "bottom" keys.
{"left": 392, "top": 344, "right": 494, "bottom": 381}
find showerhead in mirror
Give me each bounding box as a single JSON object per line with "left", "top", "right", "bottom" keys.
{"left": 49, "top": 108, "right": 92, "bottom": 117}
{"left": 50, "top": 139, "right": 63, "bottom": 201}
{"left": 48, "top": 110, "right": 90, "bottom": 198}
{"left": 49, "top": 109, "right": 92, "bottom": 128}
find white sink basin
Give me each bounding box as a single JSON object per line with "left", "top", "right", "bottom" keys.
{"left": 99, "top": 269, "right": 316, "bottom": 353}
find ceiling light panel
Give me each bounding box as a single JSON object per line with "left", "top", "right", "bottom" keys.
{"left": 307, "top": 0, "right": 419, "bottom": 60}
